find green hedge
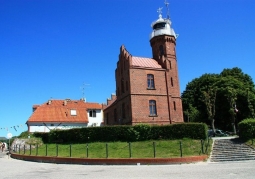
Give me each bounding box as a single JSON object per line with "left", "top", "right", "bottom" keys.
{"left": 238, "top": 118, "right": 255, "bottom": 140}
{"left": 33, "top": 123, "right": 208, "bottom": 144}
{"left": 33, "top": 132, "right": 49, "bottom": 142}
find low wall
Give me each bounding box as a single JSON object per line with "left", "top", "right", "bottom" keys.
{"left": 11, "top": 153, "right": 207, "bottom": 165}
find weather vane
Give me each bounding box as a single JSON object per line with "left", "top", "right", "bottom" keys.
{"left": 157, "top": 7, "right": 163, "bottom": 17}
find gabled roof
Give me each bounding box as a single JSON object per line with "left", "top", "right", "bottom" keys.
{"left": 27, "top": 99, "right": 102, "bottom": 123}
{"left": 131, "top": 56, "right": 162, "bottom": 69}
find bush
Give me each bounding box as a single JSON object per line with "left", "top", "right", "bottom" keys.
{"left": 18, "top": 131, "right": 31, "bottom": 138}
{"left": 150, "top": 123, "right": 208, "bottom": 140}
{"left": 33, "top": 132, "right": 49, "bottom": 143}
{"left": 238, "top": 118, "right": 255, "bottom": 140}
{"left": 38, "top": 123, "right": 207, "bottom": 144}
{"left": 133, "top": 124, "right": 151, "bottom": 141}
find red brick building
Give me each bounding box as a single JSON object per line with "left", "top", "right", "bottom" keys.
{"left": 104, "top": 8, "right": 184, "bottom": 125}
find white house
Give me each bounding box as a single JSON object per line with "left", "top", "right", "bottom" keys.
{"left": 26, "top": 99, "right": 104, "bottom": 133}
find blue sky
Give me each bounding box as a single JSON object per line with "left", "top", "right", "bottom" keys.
{"left": 1, "top": 0, "right": 255, "bottom": 137}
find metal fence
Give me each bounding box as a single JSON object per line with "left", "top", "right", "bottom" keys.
{"left": 12, "top": 139, "right": 211, "bottom": 158}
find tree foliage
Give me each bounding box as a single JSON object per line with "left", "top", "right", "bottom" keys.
{"left": 182, "top": 67, "right": 255, "bottom": 131}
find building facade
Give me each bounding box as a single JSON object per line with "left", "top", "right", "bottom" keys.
{"left": 27, "top": 99, "right": 103, "bottom": 133}
{"left": 104, "top": 8, "right": 184, "bottom": 125}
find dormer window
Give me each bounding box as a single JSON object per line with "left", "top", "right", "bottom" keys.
{"left": 70, "top": 109, "right": 77, "bottom": 116}
{"left": 153, "top": 22, "right": 166, "bottom": 30}
{"left": 89, "top": 110, "right": 96, "bottom": 117}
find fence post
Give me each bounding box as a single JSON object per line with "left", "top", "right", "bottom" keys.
{"left": 205, "top": 138, "right": 208, "bottom": 153}
{"left": 46, "top": 144, "right": 48, "bottom": 156}
{"left": 179, "top": 141, "right": 182, "bottom": 157}
{"left": 70, "top": 144, "right": 72, "bottom": 157}
{"left": 86, "top": 143, "right": 89, "bottom": 158}
{"left": 153, "top": 142, "right": 156, "bottom": 158}
{"left": 36, "top": 144, "right": 38, "bottom": 156}
{"left": 201, "top": 140, "right": 204, "bottom": 154}
{"left": 19, "top": 145, "right": 20, "bottom": 154}
{"left": 129, "top": 142, "right": 132, "bottom": 158}
{"left": 106, "top": 143, "right": 108, "bottom": 158}
{"left": 30, "top": 144, "right": 31, "bottom": 155}
{"left": 24, "top": 145, "right": 26, "bottom": 155}
{"left": 56, "top": 144, "right": 58, "bottom": 157}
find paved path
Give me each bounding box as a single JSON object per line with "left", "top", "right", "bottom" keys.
{"left": 1, "top": 151, "right": 255, "bottom": 179}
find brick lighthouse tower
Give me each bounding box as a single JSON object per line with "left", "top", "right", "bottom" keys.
{"left": 104, "top": 1, "right": 183, "bottom": 125}
{"left": 149, "top": 4, "right": 183, "bottom": 123}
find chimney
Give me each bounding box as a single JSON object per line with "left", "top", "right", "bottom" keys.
{"left": 80, "top": 98, "right": 86, "bottom": 102}
{"left": 107, "top": 98, "right": 111, "bottom": 105}
{"left": 32, "top": 105, "right": 40, "bottom": 112}
{"left": 111, "top": 93, "right": 116, "bottom": 100}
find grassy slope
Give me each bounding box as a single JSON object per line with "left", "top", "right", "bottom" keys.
{"left": 18, "top": 139, "right": 212, "bottom": 158}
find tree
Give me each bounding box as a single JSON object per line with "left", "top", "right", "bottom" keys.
{"left": 182, "top": 67, "right": 255, "bottom": 131}
{"left": 184, "top": 104, "right": 200, "bottom": 122}
{"left": 226, "top": 87, "right": 238, "bottom": 134}
{"left": 201, "top": 88, "right": 217, "bottom": 132}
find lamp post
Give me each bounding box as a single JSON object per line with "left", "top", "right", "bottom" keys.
{"left": 7, "top": 132, "right": 12, "bottom": 159}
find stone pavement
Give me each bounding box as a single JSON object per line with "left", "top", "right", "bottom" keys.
{"left": 1, "top": 155, "right": 255, "bottom": 179}
{"left": 0, "top": 149, "right": 8, "bottom": 158}
{"left": 1, "top": 137, "right": 254, "bottom": 179}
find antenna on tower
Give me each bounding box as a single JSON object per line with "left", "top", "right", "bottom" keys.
{"left": 80, "top": 82, "right": 90, "bottom": 102}
{"left": 164, "top": 0, "right": 170, "bottom": 19}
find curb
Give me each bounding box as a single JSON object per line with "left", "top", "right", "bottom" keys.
{"left": 11, "top": 153, "right": 208, "bottom": 165}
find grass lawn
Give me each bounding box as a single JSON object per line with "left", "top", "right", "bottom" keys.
{"left": 16, "top": 139, "right": 212, "bottom": 159}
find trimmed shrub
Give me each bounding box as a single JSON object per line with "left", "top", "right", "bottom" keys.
{"left": 31, "top": 123, "right": 208, "bottom": 144}
{"left": 150, "top": 123, "right": 208, "bottom": 140}
{"left": 238, "top": 118, "right": 255, "bottom": 140}
{"left": 133, "top": 124, "right": 151, "bottom": 141}
{"left": 33, "top": 132, "right": 49, "bottom": 143}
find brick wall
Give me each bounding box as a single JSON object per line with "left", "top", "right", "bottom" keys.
{"left": 104, "top": 34, "right": 184, "bottom": 125}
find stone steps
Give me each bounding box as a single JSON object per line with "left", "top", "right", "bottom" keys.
{"left": 210, "top": 138, "right": 255, "bottom": 162}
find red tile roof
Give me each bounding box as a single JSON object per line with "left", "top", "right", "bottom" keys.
{"left": 27, "top": 100, "right": 102, "bottom": 123}
{"left": 131, "top": 56, "right": 162, "bottom": 69}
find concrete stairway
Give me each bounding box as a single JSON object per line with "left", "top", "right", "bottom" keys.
{"left": 210, "top": 138, "right": 255, "bottom": 162}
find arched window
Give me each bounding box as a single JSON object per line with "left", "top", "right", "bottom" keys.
{"left": 121, "top": 79, "right": 124, "bottom": 93}
{"left": 122, "top": 103, "right": 126, "bottom": 118}
{"left": 147, "top": 74, "right": 155, "bottom": 89}
{"left": 114, "top": 108, "right": 117, "bottom": 122}
{"left": 149, "top": 100, "right": 157, "bottom": 116}
{"left": 173, "top": 101, "right": 176, "bottom": 111}
{"left": 105, "top": 113, "right": 109, "bottom": 124}
{"left": 159, "top": 45, "right": 164, "bottom": 56}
